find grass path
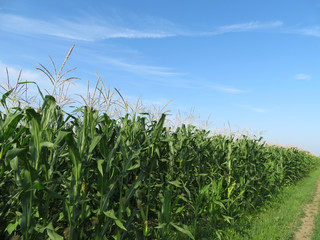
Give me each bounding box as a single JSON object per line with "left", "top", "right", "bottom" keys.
{"left": 295, "top": 178, "right": 320, "bottom": 239}
{"left": 310, "top": 178, "right": 320, "bottom": 240}
{"left": 231, "top": 167, "right": 320, "bottom": 240}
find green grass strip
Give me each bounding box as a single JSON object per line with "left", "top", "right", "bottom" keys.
{"left": 231, "top": 167, "right": 320, "bottom": 240}
{"left": 312, "top": 183, "right": 320, "bottom": 240}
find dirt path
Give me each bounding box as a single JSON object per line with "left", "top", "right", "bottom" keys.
{"left": 294, "top": 178, "right": 320, "bottom": 240}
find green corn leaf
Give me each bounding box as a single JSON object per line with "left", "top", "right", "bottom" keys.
{"left": 45, "top": 188, "right": 65, "bottom": 199}
{"left": 155, "top": 147, "right": 160, "bottom": 158}
{"left": 126, "top": 172, "right": 144, "bottom": 201}
{"left": 0, "top": 164, "right": 4, "bottom": 178}
{"left": 33, "top": 181, "right": 44, "bottom": 190}
{"left": 169, "top": 222, "right": 195, "bottom": 240}
{"left": 21, "top": 170, "right": 32, "bottom": 192}
{"left": 5, "top": 148, "right": 25, "bottom": 162}
{"left": 213, "top": 200, "right": 226, "bottom": 210}
{"left": 41, "top": 95, "right": 56, "bottom": 128}
{"left": 161, "top": 138, "right": 175, "bottom": 142}
{"left": 155, "top": 223, "right": 167, "bottom": 229}
{"left": 151, "top": 114, "right": 165, "bottom": 143}
{"left": 104, "top": 210, "right": 127, "bottom": 230}
{"left": 175, "top": 206, "right": 185, "bottom": 214}
{"left": 0, "top": 89, "right": 13, "bottom": 109}
{"left": 34, "top": 223, "right": 46, "bottom": 233}
{"left": 104, "top": 210, "right": 117, "bottom": 220}
{"left": 97, "top": 159, "right": 104, "bottom": 176}
{"left": 127, "top": 163, "right": 140, "bottom": 171}
{"left": 6, "top": 221, "right": 18, "bottom": 235}
{"left": 168, "top": 180, "right": 181, "bottom": 188}
{"left": 54, "top": 130, "right": 70, "bottom": 147}
{"left": 100, "top": 182, "right": 117, "bottom": 211}
{"left": 10, "top": 157, "right": 19, "bottom": 171}
{"left": 40, "top": 142, "right": 54, "bottom": 149}
{"left": 89, "top": 135, "right": 103, "bottom": 153}
{"left": 20, "top": 192, "right": 33, "bottom": 234}
{"left": 47, "top": 230, "right": 63, "bottom": 240}
{"left": 115, "top": 219, "right": 127, "bottom": 231}
{"left": 123, "top": 148, "right": 141, "bottom": 172}
{"left": 46, "top": 222, "right": 64, "bottom": 240}
{"left": 64, "top": 132, "right": 81, "bottom": 176}
{"left": 0, "top": 112, "right": 23, "bottom": 142}
{"left": 222, "top": 215, "right": 233, "bottom": 224}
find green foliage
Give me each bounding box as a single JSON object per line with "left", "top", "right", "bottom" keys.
{"left": 0, "top": 92, "right": 319, "bottom": 240}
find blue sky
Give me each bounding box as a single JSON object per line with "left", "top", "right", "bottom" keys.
{"left": 1, "top": 0, "right": 320, "bottom": 154}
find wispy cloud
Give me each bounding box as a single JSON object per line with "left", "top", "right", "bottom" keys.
{"left": 293, "top": 26, "right": 320, "bottom": 38}
{"left": 207, "top": 84, "right": 247, "bottom": 94}
{"left": 237, "top": 104, "right": 266, "bottom": 113}
{"left": 0, "top": 13, "right": 283, "bottom": 41}
{"left": 183, "top": 21, "right": 283, "bottom": 37}
{"left": 295, "top": 73, "right": 311, "bottom": 80}
{"left": 127, "top": 95, "right": 172, "bottom": 108}
{"left": 0, "top": 13, "right": 178, "bottom": 41}
{"left": 101, "top": 57, "right": 185, "bottom": 77}
{"left": 94, "top": 54, "right": 248, "bottom": 92}
{"left": 91, "top": 54, "right": 251, "bottom": 94}
{"left": 212, "top": 21, "right": 283, "bottom": 35}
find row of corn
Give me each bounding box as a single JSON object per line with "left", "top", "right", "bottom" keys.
{"left": 0, "top": 94, "right": 319, "bottom": 240}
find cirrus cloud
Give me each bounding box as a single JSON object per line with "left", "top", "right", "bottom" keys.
{"left": 0, "top": 13, "right": 284, "bottom": 41}
{"left": 295, "top": 73, "right": 311, "bottom": 80}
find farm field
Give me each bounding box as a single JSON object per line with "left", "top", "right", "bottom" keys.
{"left": 0, "top": 0, "right": 320, "bottom": 240}
{"left": 3, "top": 1, "right": 320, "bottom": 240}
{"left": 0, "top": 48, "right": 320, "bottom": 240}
{"left": 1, "top": 84, "right": 319, "bottom": 239}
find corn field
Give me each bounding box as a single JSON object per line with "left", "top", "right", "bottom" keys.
{"left": 1, "top": 47, "right": 319, "bottom": 239}
{"left": 0, "top": 91, "right": 319, "bottom": 240}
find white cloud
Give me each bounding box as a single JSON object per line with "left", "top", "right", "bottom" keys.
{"left": 293, "top": 26, "right": 320, "bottom": 38}
{"left": 0, "top": 13, "right": 283, "bottom": 41}
{"left": 127, "top": 95, "right": 172, "bottom": 108}
{"left": 89, "top": 55, "right": 194, "bottom": 88}
{"left": 184, "top": 21, "right": 283, "bottom": 37}
{"left": 295, "top": 73, "right": 311, "bottom": 80}
{"left": 213, "top": 21, "right": 283, "bottom": 35}
{"left": 84, "top": 54, "right": 247, "bottom": 92}
{"left": 0, "top": 13, "right": 178, "bottom": 41}
{"left": 238, "top": 104, "right": 266, "bottom": 113}
{"left": 101, "top": 57, "right": 184, "bottom": 77}
{"left": 207, "top": 84, "right": 247, "bottom": 94}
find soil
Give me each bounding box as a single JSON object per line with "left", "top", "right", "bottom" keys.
{"left": 294, "top": 178, "right": 320, "bottom": 240}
